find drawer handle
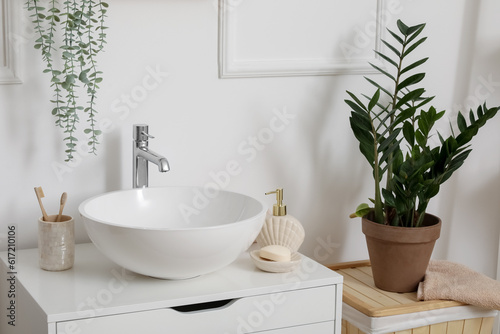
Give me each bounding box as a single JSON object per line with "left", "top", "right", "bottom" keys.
{"left": 172, "top": 298, "right": 237, "bottom": 313}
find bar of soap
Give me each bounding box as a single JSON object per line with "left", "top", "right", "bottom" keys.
{"left": 259, "top": 245, "right": 291, "bottom": 262}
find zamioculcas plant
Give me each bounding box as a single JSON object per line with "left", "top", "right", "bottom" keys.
{"left": 346, "top": 19, "right": 499, "bottom": 227}
{"left": 26, "top": 0, "right": 109, "bottom": 161}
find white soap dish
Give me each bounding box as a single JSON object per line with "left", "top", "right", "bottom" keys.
{"left": 250, "top": 250, "right": 301, "bottom": 273}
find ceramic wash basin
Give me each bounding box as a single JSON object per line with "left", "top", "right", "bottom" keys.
{"left": 79, "top": 187, "right": 266, "bottom": 279}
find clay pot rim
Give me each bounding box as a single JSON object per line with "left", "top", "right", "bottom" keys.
{"left": 362, "top": 213, "right": 442, "bottom": 244}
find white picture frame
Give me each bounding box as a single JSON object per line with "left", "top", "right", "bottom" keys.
{"left": 218, "top": 0, "right": 387, "bottom": 78}
{"left": 0, "top": 0, "right": 21, "bottom": 84}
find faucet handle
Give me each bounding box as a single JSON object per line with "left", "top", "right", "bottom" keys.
{"left": 141, "top": 131, "right": 155, "bottom": 139}
{"left": 134, "top": 124, "right": 154, "bottom": 141}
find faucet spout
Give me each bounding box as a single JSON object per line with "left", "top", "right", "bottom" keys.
{"left": 158, "top": 157, "right": 170, "bottom": 172}
{"left": 136, "top": 147, "right": 170, "bottom": 172}
{"left": 133, "top": 124, "right": 170, "bottom": 188}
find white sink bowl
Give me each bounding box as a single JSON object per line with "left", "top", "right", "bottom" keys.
{"left": 79, "top": 187, "right": 266, "bottom": 279}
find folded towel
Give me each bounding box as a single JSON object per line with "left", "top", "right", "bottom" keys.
{"left": 417, "top": 260, "right": 500, "bottom": 310}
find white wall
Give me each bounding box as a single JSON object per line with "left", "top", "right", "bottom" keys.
{"left": 1, "top": 0, "right": 499, "bottom": 280}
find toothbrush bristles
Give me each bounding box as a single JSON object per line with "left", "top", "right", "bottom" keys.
{"left": 35, "top": 187, "right": 45, "bottom": 198}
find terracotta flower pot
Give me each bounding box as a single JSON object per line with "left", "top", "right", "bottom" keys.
{"left": 362, "top": 213, "right": 442, "bottom": 293}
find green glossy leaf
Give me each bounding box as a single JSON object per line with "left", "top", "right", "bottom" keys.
{"left": 477, "top": 105, "right": 485, "bottom": 117}
{"left": 394, "top": 88, "right": 425, "bottom": 110}
{"left": 400, "top": 57, "right": 428, "bottom": 75}
{"left": 403, "top": 121, "right": 415, "bottom": 147}
{"left": 387, "top": 28, "right": 404, "bottom": 45}
{"left": 415, "top": 130, "right": 426, "bottom": 147}
{"left": 402, "top": 37, "right": 427, "bottom": 58}
{"left": 378, "top": 128, "right": 402, "bottom": 153}
{"left": 351, "top": 203, "right": 372, "bottom": 218}
{"left": 350, "top": 117, "right": 375, "bottom": 148}
{"left": 394, "top": 106, "right": 417, "bottom": 126}
{"left": 364, "top": 77, "right": 393, "bottom": 98}
{"left": 382, "top": 40, "right": 401, "bottom": 57}
{"left": 378, "top": 138, "right": 402, "bottom": 165}
{"left": 360, "top": 142, "right": 375, "bottom": 168}
{"left": 406, "top": 24, "right": 426, "bottom": 48}
{"left": 397, "top": 73, "right": 425, "bottom": 91}
{"left": 345, "top": 99, "right": 367, "bottom": 115}
{"left": 382, "top": 189, "right": 396, "bottom": 208}
{"left": 368, "top": 89, "right": 381, "bottom": 111}
{"left": 350, "top": 112, "right": 372, "bottom": 133}
{"left": 397, "top": 20, "right": 409, "bottom": 35}
{"left": 375, "top": 51, "right": 398, "bottom": 68}
{"left": 414, "top": 95, "right": 435, "bottom": 109}
{"left": 370, "top": 63, "right": 396, "bottom": 82}
{"left": 457, "top": 111, "right": 467, "bottom": 132}
{"left": 407, "top": 23, "right": 425, "bottom": 36}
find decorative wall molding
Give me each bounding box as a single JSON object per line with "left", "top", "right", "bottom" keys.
{"left": 0, "top": 0, "right": 21, "bottom": 84}
{"left": 218, "top": 0, "right": 386, "bottom": 78}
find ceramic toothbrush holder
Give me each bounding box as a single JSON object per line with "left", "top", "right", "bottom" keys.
{"left": 38, "top": 214, "right": 75, "bottom": 271}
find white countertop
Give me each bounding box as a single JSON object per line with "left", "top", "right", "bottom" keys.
{"left": 0, "top": 243, "right": 342, "bottom": 323}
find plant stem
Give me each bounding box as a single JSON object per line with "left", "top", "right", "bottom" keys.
{"left": 370, "top": 113, "right": 384, "bottom": 224}
{"left": 384, "top": 34, "right": 408, "bottom": 224}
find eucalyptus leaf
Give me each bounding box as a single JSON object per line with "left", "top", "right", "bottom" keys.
{"left": 26, "top": 0, "right": 108, "bottom": 160}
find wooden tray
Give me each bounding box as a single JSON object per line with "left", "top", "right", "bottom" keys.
{"left": 328, "top": 261, "right": 496, "bottom": 333}
{"left": 328, "top": 260, "right": 466, "bottom": 317}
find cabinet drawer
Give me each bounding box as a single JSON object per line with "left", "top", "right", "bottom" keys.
{"left": 57, "top": 285, "right": 337, "bottom": 334}
{"left": 262, "top": 321, "right": 335, "bottom": 333}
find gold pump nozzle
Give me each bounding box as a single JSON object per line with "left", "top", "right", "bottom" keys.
{"left": 265, "top": 188, "right": 287, "bottom": 216}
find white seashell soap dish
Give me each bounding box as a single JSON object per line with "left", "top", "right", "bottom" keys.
{"left": 250, "top": 250, "right": 301, "bottom": 273}
{"left": 251, "top": 188, "right": 305, "bottom": 273}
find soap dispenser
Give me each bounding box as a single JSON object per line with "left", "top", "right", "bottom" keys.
{"left": 255, "top": 188, "right": 305, "bottom": 253}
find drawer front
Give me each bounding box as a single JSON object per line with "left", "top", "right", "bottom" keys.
{"left": 262, "top": 321, "right": 335, "bottom": 333}
{"left": 57, "top": 285, "right": 337, "bottom": 334}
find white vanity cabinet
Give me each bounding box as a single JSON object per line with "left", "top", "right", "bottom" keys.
{"left": 0, "top": 243, "right": 342, "bottom": 334}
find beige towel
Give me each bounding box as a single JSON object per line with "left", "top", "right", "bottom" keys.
{"left": 417, "top": 260, "right": 500, "bottom": 310}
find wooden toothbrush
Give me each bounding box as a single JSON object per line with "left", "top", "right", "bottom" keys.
{"left": 56, "top": 192, "right": 67, "bottom": 222}
{"left": 34, "top": 186, "right": 49, "bottom": 221}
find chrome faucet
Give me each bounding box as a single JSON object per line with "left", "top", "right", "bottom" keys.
{"left": 133, "top": 124, "right": 170, "bottom": 188}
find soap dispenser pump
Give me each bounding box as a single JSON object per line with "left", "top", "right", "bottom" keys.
{"left": 265, "top": 188, "right": 287, "bottom": 216}
{"left": 256, "top": 188, "right": 305, "bottom": 252}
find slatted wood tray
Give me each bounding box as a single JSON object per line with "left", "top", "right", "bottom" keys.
{"left": 328, "top": 261, "right": 496, "bottom": 334}
{"left": 328, "top": 260, "right": 465, "bottom": 317}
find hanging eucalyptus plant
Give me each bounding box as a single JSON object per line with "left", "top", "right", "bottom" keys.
{"left": 26, "top": 0, "right": 108, "bottom": 161}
